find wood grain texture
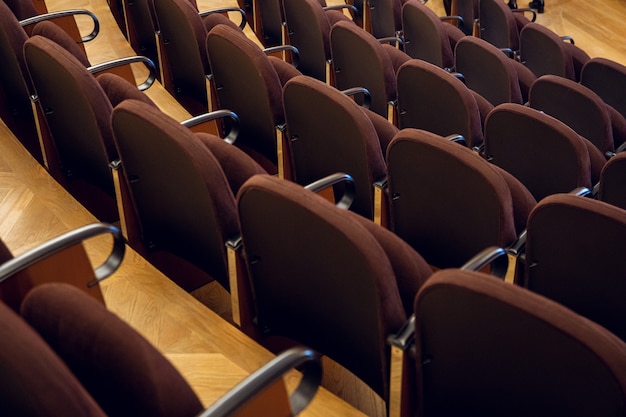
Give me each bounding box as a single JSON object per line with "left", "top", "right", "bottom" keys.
{"left": 0, "top": 119, "right": 366, "bottom": 416}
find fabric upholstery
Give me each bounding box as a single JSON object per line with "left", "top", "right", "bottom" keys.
{"left": 207, "top": 23, "right": 293, "bottom": 170}
{"left": 3, "top": 0, "right": 39, "bottom": 19}
{"left": 386, "top": 128, "right": 533, "bottom": 268}
{"left": 529, "top": 74, "right": 615, "bottom": 155}
{"left": 237, "top": 174, "right": 432, "bottom": 399}
{"left": 282, "top": 75, "right": 388, "bottom": 219}
{"left": 402, "top": 0, "right": 460, "bottom": 70}
{"left": 24, "top": 35, "right": 117, "bottom": 196}
{"left": 415, "top": 269, "right": 626, "bottom": 416}
{"left": 31, "top": 20, "right": 90, "bottom": 67}
{"left": 581, "top": 57, "right": 626, "bottom": 122}
{"left": 0, "top": 0, "right": 41, "bottom": 160}
{"left": 97, "top": 73, "right": 157, "bottom": 108}
{"left": 524, "top": 194, "right": 626, "bottom": 341}
{"left": 484, "top": 103, "right": 593, "bottom": 201}
{"left": 520, "top": 22, "right": 590, "bottom": 82}
{"left": 195, "top": 132, "right": 267, "bottom": 195}
{"left": 21, "top": 283, "right": 203, "bottom": 417}
{"left": 454, "top": 36, "right": 524, "bottom": 105}
{"left": 0, "top": 299, "right": 106, "bottom": 417}
{"left": 330, "top": 20, "right": 402, "bottom": 118}
{"left": 396, "top": 59, "right": 484, "bottom": 149}
{"left": 478, "top": 0, "right": 530, "bottom": 51}
{"left": 152, "top": 0, "right": 211, "bottom": 115}
{"left": 599, "top": 152, "right": 626, "bottom": 211}
{"left": 111, "top": 99, "right": 240, "bottom": 291}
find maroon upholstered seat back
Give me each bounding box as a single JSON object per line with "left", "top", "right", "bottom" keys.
{"left": 401, "top": 0, "right": 457, "bottom": 69}
{"left": 581, "top": 57, "right": 626, "bottom": 122}
{"left": 484, "top": 103, "right": 594, "bottom": 201}
{"left": 0, "top": 298, "right": 106, "bottom": 417}
{"left": 206, "top": 23, "right": 299, "bottom": 172}
{"left": 282, "top": 75, "right": 388, "bottom": 219}
{"left": 330, "top": 19, "right": 405, "bottom": 118}
{"left": 396, "top": 59, "right": 485, "bottom": 149}
{"left": 24, "top": 35, "right": 118, "bottom": 220}
{"left": 599, "top": 152, "right": 626, "bottom": 211}
{"left": 152, "top": 0, "right": 210, "bottom": 115}
{"left": 454, "top": 36, "right": 524, "bottom": 105}
{"left": 282, "top": 0, "right": 334, "bottom": 82}
{"left": 31, "top": 20, "right": 90, "bottom": 67}
{"left": 21, "top": 283, "right": 203, "bottom": 417}
{"left": 0, "top": 1, "right": 42, "bottom": 161}
{"left": 478, "top": 0, "right": 526, "bottom": 51}
{"left": 415, "top": 269, "right": 626, "bottom": 416}
{"left": 529, "top": 74, "right": 615, "bottom": 155}
{"left": 520, "top": 22, "right": 590, "bottom": 82}
{"left": 524, "top": 194, "right": 626, "bottom": 341}
{"left": 111, "top": 100, "right": 245, "bottom": 291}
{"left": 386, "top": 128, "right": 535, "bottom": 268}
{"left": 237, "top": 174, "right": 432, "bottom": 400}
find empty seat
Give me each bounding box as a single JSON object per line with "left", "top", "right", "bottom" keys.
{"left": 598, "top": 152, "right": 626, "bottom": 211}
{"left": 236, "top": 174, "right": 433, "bottom": 406}
{"left": 405, "top": 268, "right": 626, "bottom": 416}
{"left": 13, "top": 282, "right": 322, "bottom": 417}
{"left": 523, "top": 193, "right": 626, "bottom": 341}
{"left": 478, "top": 0, "right": 536, "bottom": 53}
{"left": 581, "top": 57, "right": 626, "bottom": 123}
{"left": 484, "top": 103, "right": 605, "bottom": 201}
{"left": 396, "top": 59, "right": 491, "bottom": 149}
{"left": 385, "top": 128, "right": 535, "bottom": 269}
{"left": 282, "top": 0, "right": 353, "bottom": 83}
{"left": 110, "top": 99, "right": 266, "bottom": 293}
{"left": 401, "top": 0, "right": 466, "bottom": 71}
{"left": 330, "top": 19, "right": 411, "bottom": 119}
{"left": 206, "top": 23, "right": 302, "bottom": 175}
{"left": 282, "top": 75, "right": 394, "bottom": 219}
{"left": 454, "top": 35, "right": 536, "bottom": 105}
{"left": 529, "top": 74, "right": 626, "bottom": 157}
{"left": 519, "top": 22, "right": 590, "bottom": 82}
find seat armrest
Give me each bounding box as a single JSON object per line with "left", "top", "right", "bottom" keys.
{"left": 0, "top": 223, "right": 125, "bottom": 287}
{"left": 182, "top": 110, "right": 240, "bottom": 144}
{"left": 561, "top": 35, "right": 575, "bottom": 44}
{"left": 198, "top": 347, "right": 322, "bottom": 417}
{"left": 341, "top": 87, "right": 372, "bottom": 109}
{"left": 88, "top": 56, "right": 157, "bottom": 91}
{"left": 461, "top": 246, "right": 509, "bottom": 278}
{"left": 199, "top": 7, "right": 247, "bottom": 29}
{"left": 512, "top": 8, "right": 537, "bottom": 22}
{"left": 305, "top": 173, "right": 356, "bottom": 210}
{"left": 377, "top": 36, "right": 404, "bottom": 48}
{"left": 440, "top": 15, "right": 464, "bottom": 26}
{"left": 20, "top": 9, "right": 100, "bottom": 43}
{"left": 446, "top": 134, "right": 467, "bottom": 146}
{"left": 264, "top": 45, "right": 300, "bottom": 68}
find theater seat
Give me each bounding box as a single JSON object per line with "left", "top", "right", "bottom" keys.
{"left": 478, "top": 0, "right": 536, "bottom": 53}
{"left": 236, "top": 174, "right": 434, "bottom": 407}
{"left": 110, "top": 99, "right": 266, "bottom": 294}
{"left": 522, "top": 193, "right": 626, "bottom": 341}
{"left": 396, "top": 59, "right": 491, "bottom": 150}
{"left": 519, "top": 22, "right": 590, "bottom": 82}
{"left": 282, "top": 75, "right": 394, "bottom": 220}
{"left": 401, "top": 0, "right": 466, "bottom": 71}
{"left": 9, "top": 282, "right": 322, "bottom": 417}
{"left": 400, "top": 268, "right": 626, "bottom": 416}
{"left": 384, "top": 128, "right": 535, "bottom": 269}
{"left": 484, "top": 103, "right": 604, "bottom": 201}
{"left": 330, "top": 19, "right": 410, "bottom": 121}
{"left": 598, "top": 152, "right": 626, "bottom": 211}
{"left": 529, "top": 74, "right": 626, "bottom": 157}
